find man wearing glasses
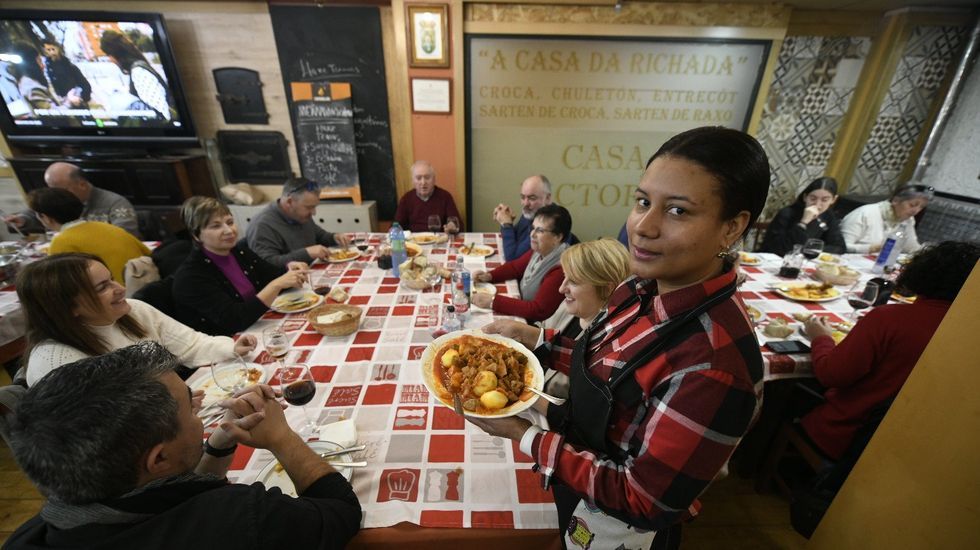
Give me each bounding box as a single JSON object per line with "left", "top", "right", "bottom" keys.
{"left": 246, "top": 176, "right": 350, "bottom": 269}
{"left": 492, "top": 174, "right": 553, "bottom": 261}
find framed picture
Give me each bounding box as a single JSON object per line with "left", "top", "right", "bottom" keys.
{"left": 407, "top": 4, "right": 450, "bottom": 68}
{"left": 411, "top": 78, "right": 452, "bottom": 113}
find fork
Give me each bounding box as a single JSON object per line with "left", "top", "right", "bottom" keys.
{"left": 452, "top": 393, "right": 465, "bottom": 416}
{"left": 526, "top": 386, "right": 566, "bottom": 406}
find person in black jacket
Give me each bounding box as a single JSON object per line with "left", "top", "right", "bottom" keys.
{"left": 41, "top": 40, "right": 91, "bottom": 106}
{"left": 173, "top": 197, "right": 307, "bottom": 336}
{"left": 760, "top": 177, "right": 846, "bottom": 256}
{"left": 3, "top": 343, "right": 361, "bottom": 550}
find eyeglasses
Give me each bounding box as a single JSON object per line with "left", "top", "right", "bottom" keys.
{"left": 285, "top": 179, "right": 320, "bottom": 195}
{"left": 907, "top": 184, "right": 934, "bottom": 194}
{"left": 531, "top": 226, "right": 556, "bottom": 235}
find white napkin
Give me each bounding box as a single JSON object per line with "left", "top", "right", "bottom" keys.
{"left": 318, "top": 419, "right": 358, "bottom": 447}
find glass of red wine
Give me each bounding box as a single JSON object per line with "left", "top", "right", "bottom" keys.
{"left": 846, "top": 280, "right": 879, "bottom": 321}
{"left": 278, "top": 363, "right": 318, "bottom": 439}
{"left": 445, "top": 216, "right": 460, "bottom": 242}
{"left": 353, "top": 233, "right": 370, "bottom": 255}
{"left": 801, "top": 238, "right": 824, "bottom": 267}
{"left": 427, "top": 215, "right": 442, "bottom": 234}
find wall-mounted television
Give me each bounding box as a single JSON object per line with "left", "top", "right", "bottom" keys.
{"left": 0, "top": 9, "right": 198, "bottom": 150}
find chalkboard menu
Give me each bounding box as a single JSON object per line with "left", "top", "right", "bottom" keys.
{"left": 290, "top": 82, "right": 359, "bottom": 191}
{"left": 270, "top": 5, "right": 397, "bottom": 218}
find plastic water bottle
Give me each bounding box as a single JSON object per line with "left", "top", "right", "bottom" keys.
{"left": 442, "top": 305, "right": 461, "bottom": 333}
{"left": 451, "top": 260, "right": 471, "bottom": 294}
{"left": 452, "top": 283, "right": 469, "bottom": 325}
{"left": 389, "top": 222, "right": 407, "bottom": 277}
{"left": 871, "top": 226, "right": 905, "bottom": 274}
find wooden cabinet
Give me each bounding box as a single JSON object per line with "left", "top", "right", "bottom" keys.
{"left": 8, "top": 154, "right": 217, "bottom": 207}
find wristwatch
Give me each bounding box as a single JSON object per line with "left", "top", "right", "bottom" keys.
{"left": 203, "top": 438, "right": 238, "bottom": 458}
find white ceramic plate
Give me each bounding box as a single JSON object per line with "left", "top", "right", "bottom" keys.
{"left": 410, "top": 232, "right": 445, "bottom": 245}
{"left": 271, "top": 291, "right": 323, "bottom": 314}
{"left": 771, "top": 284, "right": 841, "bottom": 303}
{"left": 458, "top": 244, "right": 495, "bottom": 258}
{"left": 326, "top": 247, "right": 362, "bottom": 263}
{"left": 188, "top": 362, "right": 268, "bottom": 409}
{"left": 257, "top": 440, "right": 354, "bottom": 496}
{"left": 420, "top": 329, "right": 543, "bottom": 418}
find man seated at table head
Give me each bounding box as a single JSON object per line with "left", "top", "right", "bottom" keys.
{"left": 394, "top": 160, "right": 462, "bottom": 232}
{"left": 493, "top": 174, "right": 553, "bottom": 260}
{"left": 4, "top": 342, "right": 361, "bottom": 549}
{"left": 5, "top": 162, "right": 141, "bottom": 238}
{"left": 245, "top": 176, "right": 351, "bottom": 269}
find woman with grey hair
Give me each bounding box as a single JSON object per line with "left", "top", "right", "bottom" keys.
{"left": 840, "top": 184, "right": 932, "bottom": 254}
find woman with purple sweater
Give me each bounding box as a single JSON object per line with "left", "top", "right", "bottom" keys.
{"left": 173, "top": 198, "right": 307, "bottom": 336}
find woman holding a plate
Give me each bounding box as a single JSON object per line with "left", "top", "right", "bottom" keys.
{"left": 470, "top": 204, "right": 571, "bottom": 323}
{"left": 173, "top": 198, "right": 309, "bottom": 336}
{"left": 468, "top": 127, "right": 769, "bottom": 549}
{"left": 19, "top": 253, "right": 256, "bottom": 386}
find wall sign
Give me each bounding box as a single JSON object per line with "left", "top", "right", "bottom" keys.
{"left": 407, "top": 4, "right": 450, "bottom": 68}
{"left": 467, "top": 35, "right": 770, "bottom": 239}
{"left": 411, "top": 78, "right": 452, "bottom": 113}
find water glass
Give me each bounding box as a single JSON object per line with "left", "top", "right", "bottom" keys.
{"left": 211, "top": 356, "right": 250, "bottom": 393}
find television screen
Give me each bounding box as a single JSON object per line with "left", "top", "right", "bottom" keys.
{"left": 0, "top": 10, "right": 197, "bottom": 148}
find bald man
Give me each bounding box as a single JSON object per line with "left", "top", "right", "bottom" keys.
{"left": 6, "top": 162, "right": 140, "bottom": 237}
{"left": 493, "top": 175, "right": 553, "bottom": 260}
{"left": 393, "top": 160, "right": 461, "bottom": 232}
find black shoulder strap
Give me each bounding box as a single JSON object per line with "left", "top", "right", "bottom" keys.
{"left": 608, "top": 280, "right": 737, "bottom": 391}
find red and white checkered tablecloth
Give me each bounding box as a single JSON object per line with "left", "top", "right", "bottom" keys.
{"left": 189, "top": 233, "right": 558, "bottom": 530}
{"left": 739, "top": 253, "right": 880, "bottom": 380}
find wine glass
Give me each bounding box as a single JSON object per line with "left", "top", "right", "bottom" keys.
{"left": 445, "top": 216, "right": 460, "bottom": 238}
{"left": 427, "top": 215, "right": 441, "bottom": 234}
{"left": 210, "top": 355, "right": 250, "bottom": 394}
{"left": 263, "top": 327, "right": 289, "bottom": 365}
{"left": 846, "top": 281, "right": 879, "bottom": 321}
{"left": 278, "top": 363, "right": 318, "bottom": 438}
{"left": 353, "top": 233, "right": 370, "bottom": 254}
{"left": 802, "top": 238, "right": 824, "bottom": 266}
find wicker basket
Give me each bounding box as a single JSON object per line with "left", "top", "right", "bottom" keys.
{"left": 307, "top": 304, "right": 362, "bottom": 337}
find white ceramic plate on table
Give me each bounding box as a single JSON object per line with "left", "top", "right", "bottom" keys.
{"left": 257, "top": 440, "right": 355, "bottom": 495}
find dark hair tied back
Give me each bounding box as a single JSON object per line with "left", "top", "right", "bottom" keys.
{"left": 648, "top": 126, "right": 770, "bottom": 238}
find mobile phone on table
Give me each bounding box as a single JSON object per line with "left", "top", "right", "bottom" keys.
{"left": 765, "top": 340, "right": 811, "bottom": 354}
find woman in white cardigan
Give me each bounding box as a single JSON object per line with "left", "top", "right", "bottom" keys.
{"left": 19, "top": 253, "right": 256, "bottom": 386}
{"left": 482, "top": 238, "right": 631, "bottom": 397}
{"left": 840, "top": 184, "right": 931, "bottom": 254}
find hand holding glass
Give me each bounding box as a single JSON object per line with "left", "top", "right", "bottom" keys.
{"left": 278, "top": 363, "right": 318, "bottom": 438}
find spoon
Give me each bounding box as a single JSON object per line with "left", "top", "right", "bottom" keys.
{"left": 526, "top": 386, "right": 566, "bottom": 406}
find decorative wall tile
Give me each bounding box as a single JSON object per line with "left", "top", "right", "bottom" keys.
{"left": 756, "top": 36, "right": 872, "bottom": 220}
{"left": 466, "top": 3, "right": 791, "bottom": 27}
{"left": 849, "top": 26, "right": 967, "bottom": 196}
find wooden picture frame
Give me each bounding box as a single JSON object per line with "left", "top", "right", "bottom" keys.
{"left": 407, "top": 4, "right": 450, "bottom": 68}
{"left": 411, "top": 78, "right": 452, "bottom": 113}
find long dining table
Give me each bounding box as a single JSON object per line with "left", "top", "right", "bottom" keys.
{"left": 183, "top": 239, "right": 889, "bottom": 545}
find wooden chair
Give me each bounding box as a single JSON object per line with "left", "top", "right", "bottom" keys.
{"left": 755, "top": 421, "right": 833, "bottom": 499}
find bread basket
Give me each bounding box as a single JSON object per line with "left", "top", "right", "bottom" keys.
{"left": 307, "top": 304, "right": 362, "bottom": 337}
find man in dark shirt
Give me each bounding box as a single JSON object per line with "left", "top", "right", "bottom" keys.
{"left": 4, "top": 343, "right": 361, "bottom": 550}
{"left": 492, "top": 174, "right": 553, "bottom": 260}
{"left": 41, "top": 41, "right": 91, "bottom": 105}
{"left": 394, "top": 160, "right": 461, "bottom": 232}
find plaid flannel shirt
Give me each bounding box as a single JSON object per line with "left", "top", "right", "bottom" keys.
{"left": 532, "top": 269, "right": 763, "bottom": 529}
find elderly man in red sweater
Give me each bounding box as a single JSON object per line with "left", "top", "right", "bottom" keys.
{"left": 801, "top": 240, "right": 979, "bottom": 459}
{"left": 394, "top": 160, "right": 461, "bottom": 232}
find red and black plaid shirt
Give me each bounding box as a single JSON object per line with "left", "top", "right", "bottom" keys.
{"left": 532, "top": 269, "right": 763, "bottom": 528}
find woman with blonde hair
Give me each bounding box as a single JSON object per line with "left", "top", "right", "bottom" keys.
{"left": 484, "top": 238, "right": 631, "bottom": 396}
{"left": 19, "top": 253, "right": 254, "bottom": 386}
{"left": 172, "top": 197, "right": 307, "bottom": 335}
